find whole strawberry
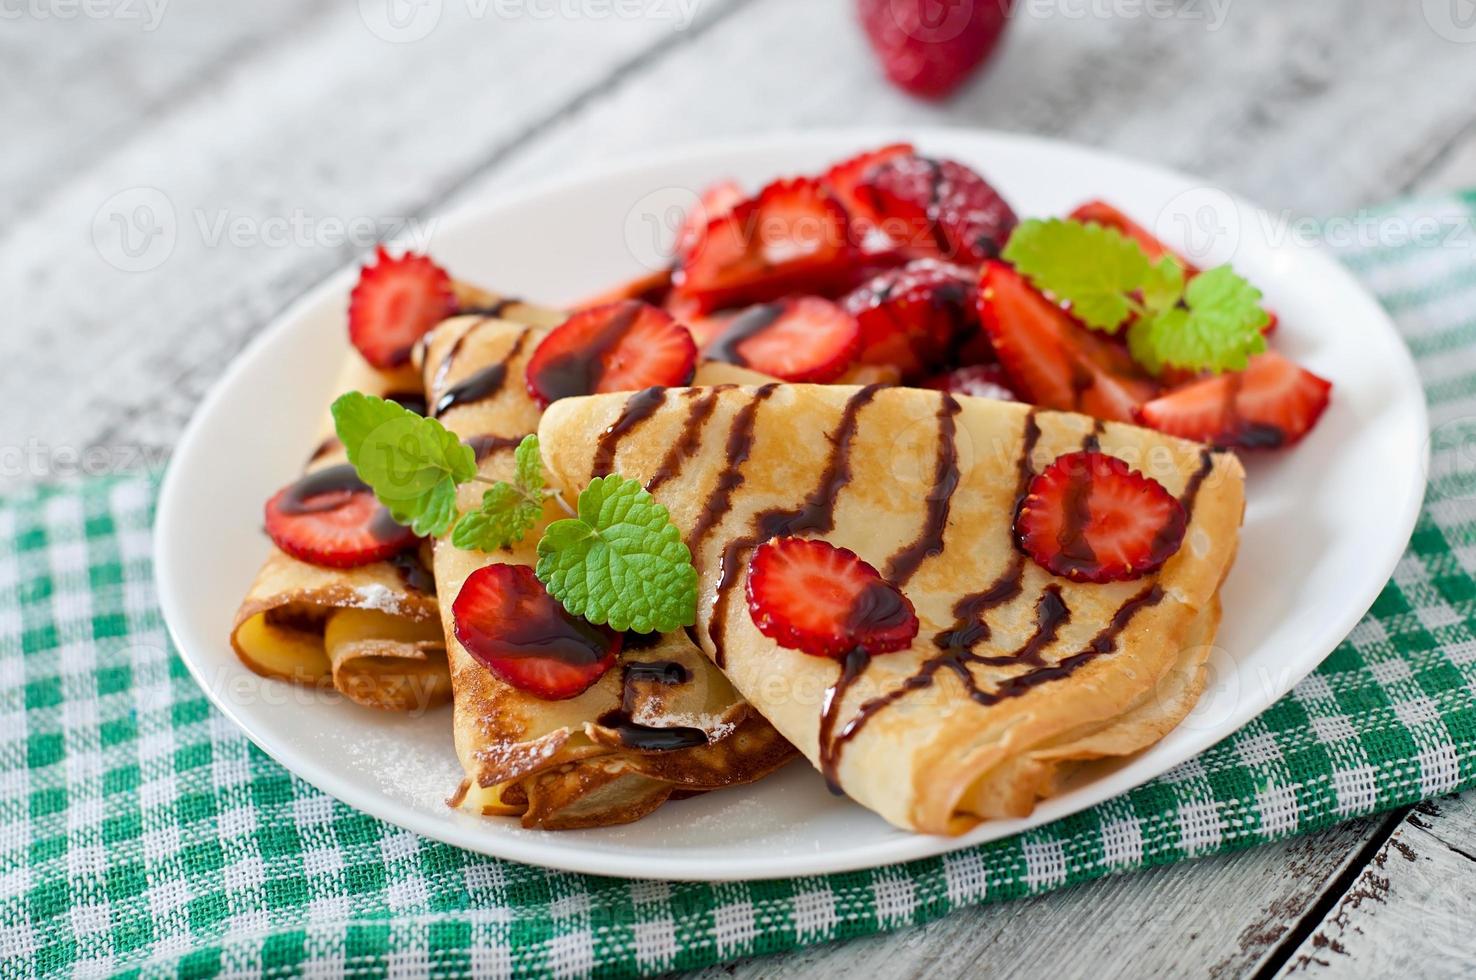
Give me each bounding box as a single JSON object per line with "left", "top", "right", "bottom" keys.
{"left": 858, "top": 0, "right": 1013, "bottom": 100}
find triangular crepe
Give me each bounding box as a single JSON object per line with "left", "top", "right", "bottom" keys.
{"left": 230, "top": 284, "right": 556, "bottom": 712}
{"left": 419, "top": 315, "right": 794, "bottom": 830}
{"left": 539, "top": 384, "right": 1245, "bottom": 835}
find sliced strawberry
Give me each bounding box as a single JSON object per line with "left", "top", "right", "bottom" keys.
{"left": 747, "top": 538, "right": 918, "bottom": 659}
{"left": 841, "top": 258, "right": 977, "bottom": 379}
{"left": 857, "top": 0, "right": 1011, "bottom": 101}
{"left": 526, "top": 301, "right": 697, "bottom": 407}
{"left": 1015, "top": 451, "right": 1187, "bottom": 584}
{"left": 822, "top": 143, "right": 916, "bottom": 235}
{"left": 855, "top": 155, "right": 1018, "bottom": 265}
{"left": 703, "top": 297, "right": 860, "bottom": 383}
{"left": 348, "top": 247, "right": 458, "bottom": 368}
{"left": 923, "top": 364, "right": 1016, "bottom": 402}
{"left": 264, "top": 465, "right": 416, "bottom": 569}
{"left": 978, "top": 261, "right": 1157, "bottom": 423}
{"left": 674, "top": 177, "right": 854, "bottom": 313}
{"left": 452, "top": 564, "right": 620, "bottom": 701}
{"left": 675, "top": 179, "right": 746, "bottom": 260}
{"left": 1137, "top": 351, "right": 1332, "bottom": 449}
{"left": 576, "top": 268, "right": 674, "bottom": 310}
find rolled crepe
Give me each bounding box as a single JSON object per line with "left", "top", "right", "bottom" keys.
{"left": 231, "top": 283, "right": 520, "bottom": 712}
{"left": 539, "top": 384, "right": 1245, "bottom": 835}
{"left": 420, "top": 314, "right": 795, "bottom": 830}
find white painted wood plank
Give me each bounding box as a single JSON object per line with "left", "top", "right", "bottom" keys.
{"left": 692, "top": 818, "right": 1384, "bottom": 980}
{"left": 0, "top": 0, "right": 742, "bottom": 489}
{"left": 0, "top": 0, "right": 339, "bottom": 225}
{"left": 476, "top": 0, "right": 1476, "bottom": 216}
{"left": 1273, "top": 795, "right": 1476, "bottom": 978}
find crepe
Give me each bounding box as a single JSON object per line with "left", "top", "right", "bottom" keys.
{"left": 420, "top": 315, "right": 795, "bottom": 830}
{"left": 538, "top": 384, "right": 1245, "bottom": 835}
{"left": 230, "top": 283, "right": 537, "bottom": 712}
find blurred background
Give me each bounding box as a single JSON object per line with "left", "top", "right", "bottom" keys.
{"left": 3, "top": 0, "right": 1473, "bottom": 492}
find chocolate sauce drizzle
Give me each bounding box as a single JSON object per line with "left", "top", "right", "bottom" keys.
{"left": 465, "top": 433, "right": 530, "bottom": 463}
{"left": 646, "top": 388, "right": 724, "bottom": 494}
{"left": 434, "top": 328, "right": 533, "bottom": 417}
{"left": 706, "top": 385, "right": 883, "bottom": 663}
{"left": 591, "top": 387, "right": 668, "bottom": 478}
{"left": 389, "top": 550, "right": 436, "bottom": 594}
{"left": 686, "top": 383, "right": 780, "bottom": 557}
{"left": 384, "top": 390, "right": 429, "bottom": 418}
{"left": 705, "top": 304, "right": 785, "bottom": 368}
{"left": 818, "top": 416, "right": 1209, "bottom": 785}
{"left": 460, "top": 297, "right": 523, "bottom": 319}
{"left": 883, "top": 391, "right": 962, "bottom": 586}
{"left": 596, "top": 660, "right": 708, "bottom": 752}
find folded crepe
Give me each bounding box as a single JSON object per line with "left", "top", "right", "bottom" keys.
{"left": 231, "top": 283, "right": 542, "bottom": 712}
{"left": 538, "top": 384, "right": 1245, "bottom": 835}
{"left": 420, "top": 315, "right": 795, "bottom": 830}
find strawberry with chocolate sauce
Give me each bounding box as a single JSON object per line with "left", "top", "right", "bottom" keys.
{"left": 853, "top": 154, "right": 1018, "bottom": 266}
{"left": 264, "top": 466, "right": 417, "bottom": 569}
{"left": 526, "top": 301, "right": 697, "bottom": 407}
{"left": 1015, "top": 451, "right": 1187, "bottom": 584}
{"left": 702, "top": 297, "right": 861, "bottom": 383}
{"left": 674, "top": 177, "right": 855, "bottom": 313}
{"left": 747, "top": 538, "right": 919, "bottom": 659}
{"left": 453, "top": 563, "right": 620, "bottom": 700}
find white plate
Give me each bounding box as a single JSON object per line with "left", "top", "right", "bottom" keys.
{"left": 155, "top": 128, "right": 1429, "bottom": 881}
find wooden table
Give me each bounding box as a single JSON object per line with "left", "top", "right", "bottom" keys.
{"left": 5, "top": 1, "right": 1474, "bottom": 975}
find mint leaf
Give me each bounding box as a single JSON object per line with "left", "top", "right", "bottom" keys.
{"left": 1002, "top": 218, "right": 1150, "bottom": 332}
{"left": 514, "top": 434, "right": 543, "bottom": 497}
{"left": 1130, "top": 266, "right": 1269, "bottom": 375}
{"left": 449, "top": 435, "right": 548, "bottom": 552}
{"left": 331, "top": 392, "right": 476, "bottom": 537}
{"left": 1140, "top": 256, "right": 1186, "bottom": 315}
{"left": 451, "top": 483, "right": 542, "bottom": 551}
{"left": 535, "top": 475, "right": 697, "bottom": 633}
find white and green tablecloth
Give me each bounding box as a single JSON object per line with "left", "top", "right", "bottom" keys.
{"left": 4, "top": 195, "right": 1476, "bottom": 979}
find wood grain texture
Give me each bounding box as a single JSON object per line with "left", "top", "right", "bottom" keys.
{"left": 696, "top": 818, "right": 1385, "bottom": 980}
{"left": 0, "top": 0, "right": 745, "bottom": 488}
{"left": 1273, "top": 795, "right": 1476, "bottom": 978}
{"left": 4, "top": 1, "right": 1475, "bottom": 976}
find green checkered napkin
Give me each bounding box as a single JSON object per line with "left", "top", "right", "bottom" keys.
{"left": 6, "top": 196, "right": 1476, "bottom": 980}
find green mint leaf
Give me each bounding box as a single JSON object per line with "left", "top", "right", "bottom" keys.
{"left": 1128, "top": 266, "right": 1270, "bottom": 375}
{"left": 330, "top": 391, "right": 477, "bottom": 538}
{"left": 1001, "top": 218, "right": 1152, "bottom": 332}
{"left": 1140, "top": 256, "right": 1186, "bottom": 315}
{"left": 535, "top": 474, "right": 697, "bottom": 634}
{"left": 514, "top": 434, "right": 543, "bottom": 498}
{"left": 451, "top": 482, "right": 542, "bottom": 552}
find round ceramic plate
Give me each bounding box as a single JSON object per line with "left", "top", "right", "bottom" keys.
{"left": 155, "top": 128, "right": 1429, "bottom": 881}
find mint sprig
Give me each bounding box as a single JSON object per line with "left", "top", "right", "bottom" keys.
{"left": 451, "top": 435, "right": 547, "bottom": 551}
{"left": 535, "top": 475, "right": 697, "bottom": 634}
{"left": 331, "top": 392, "right": 476, "bottom": 537}
{"left": 1001, "top": 217, "right": 1269, "bottom": 375}
{"left": 331, "top": 395, "right": 699, "bottom": 635}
